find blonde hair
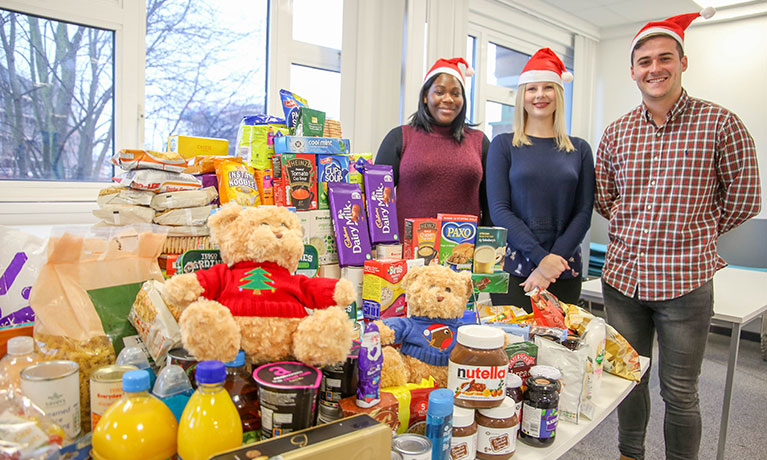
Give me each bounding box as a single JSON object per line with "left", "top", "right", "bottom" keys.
{"left": 512, "top": 83, "right": 574, "bottom": 152}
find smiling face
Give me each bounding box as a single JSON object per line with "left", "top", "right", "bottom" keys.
{"left": 523, "top": 81, "right": 557, "bottom": 122}
{"left": 631, "top": 35, "right": 688, "bottom": 106}
{"left": 424, "top": 73, "right": 464, "bottom": 126}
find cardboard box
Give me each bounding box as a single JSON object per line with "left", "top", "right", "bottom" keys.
{"left": 362, "top": 259, "right": 407, "bottom": 320}
{"left": 403, "top": 218, "right": 440, "bottom": 265}
{"left": 295, "top": 107, "right": 326, "bottom": 137}
{"left": 275, "top": 136, "right": 351, "bottom": 155}
{"left": 210, "top": 414, "right": 392, "bottom": 460}
{"left": 471, "top": 271, "right": 510, "bottom": 294}
{"left": 299, "top": 210, "right": 339, "bottom": 265}
{"left": 317, "top": 154, "right": 349, "bottom": 210}
{"left": 436, "top": 213, "right": 478, "bottom": 270}
{"left": 273, "top": 153, "right": 318, "bottom": 210}
{"left": 168, "top": 135, "right": 229, "bottom": 159}
{"left": 473, "top": 227, "right": 507, "bottom": 273}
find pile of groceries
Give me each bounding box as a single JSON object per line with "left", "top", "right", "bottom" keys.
{"left": 0, "top": 87, "right": 641, "bottom": 460}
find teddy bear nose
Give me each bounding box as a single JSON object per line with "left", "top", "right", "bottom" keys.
{"left": 273, "top": 231, "right": 283, "bottom": 239}
{"left": 437, "top": 295, "right": 444, "bottom": 302}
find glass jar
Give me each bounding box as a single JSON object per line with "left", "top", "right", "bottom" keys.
{"left": 519, "top": 376, "right": 559, "bottom": 447}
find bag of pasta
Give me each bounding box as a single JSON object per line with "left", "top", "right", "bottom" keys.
{"left": 29, "top": 228, "right": 166, "bottom": 434}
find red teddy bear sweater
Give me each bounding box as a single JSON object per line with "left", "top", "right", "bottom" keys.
{"left": 194, "top": 261, "right": 340, "bottom": 318}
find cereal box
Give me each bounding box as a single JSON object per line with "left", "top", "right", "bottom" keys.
{"left": 361, "top": 163, "right": 398, "bottom": 244}
{"left": 403, "top": 218, "right": 440, "bottom": 265}
{"left": 273, "top": 153, "right": 318, "bottom": 210}
{"left": 274, "top": 136, "right": 351, "bottom": 155}
{"left": 328, "top": 183, "right": 373, "bottom": 267}
{"left": 473, "top": 227, "right": 508, "bottom": 273}
{"left": 317, "top": 154, "right": 349, "bottom": 210}
{"left": 437, "top": 213, "right": 478, "bottom": 271}
{"left": 168, "top": 135, "right": 229, "bottom": 159}
{"left": 298, "top": 209, "right": 338, "bottom": 265}
{"left": 362, "top": 259, "right": 407, "bottom": 320}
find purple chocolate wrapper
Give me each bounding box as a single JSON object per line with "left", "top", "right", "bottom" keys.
{"left": 195, "top": 172, "right": 220, "bottom": 206}
{"left": 361, "top": 164, "right": 399, "bottom": 244}
{"left": 328, "top": 182, "right": 373, "bottom": 267}
{"left": 356, "top": 322, "right": 383, "bottom": 408}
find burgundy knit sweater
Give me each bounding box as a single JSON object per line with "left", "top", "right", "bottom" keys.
{"left": 375, "top": 124, "right": 490, "bottom": 231}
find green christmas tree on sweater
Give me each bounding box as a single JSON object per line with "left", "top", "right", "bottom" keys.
{"left": 239, "top": 267, "right": 276, "bottom": 295}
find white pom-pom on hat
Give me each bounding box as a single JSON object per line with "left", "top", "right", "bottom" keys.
{"left": 464, "top": 66, "right": 475, "bottom": 78}
{"left": 561, "top": 71, "right": 573, "bottom": 84}
{"left": 700, "top": 7, "right": 716, "bottom": 20}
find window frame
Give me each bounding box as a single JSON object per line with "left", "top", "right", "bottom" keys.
{"left": 0, "top": 0, "right": 144, "bottom": 222}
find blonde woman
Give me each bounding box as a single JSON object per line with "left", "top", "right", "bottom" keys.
{"left": 486, "top": 48, "right": 595, "bottom": 311}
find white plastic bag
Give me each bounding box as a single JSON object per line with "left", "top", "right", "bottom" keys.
{"left": 0, "top": 226, "right": 45, "bottom": 328}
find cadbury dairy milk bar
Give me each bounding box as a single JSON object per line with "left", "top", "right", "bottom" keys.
{"left": 328, "top": 182, "right": 373, "bottom": 267}
{"left": 361, "top": 163, "right": 399, "bottom": 244}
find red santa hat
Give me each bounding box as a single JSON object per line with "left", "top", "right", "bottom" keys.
{"left": 424, "top": 57, "right": 474, "bottom": 89}
{"left": 518, "top": 48, "right": 573, "bottom": 88}
{"left": 631, "top": 7, "right": 716, "bottom": 55}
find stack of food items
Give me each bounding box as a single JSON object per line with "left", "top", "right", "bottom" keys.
{"left": 323, "top": 118, "right": 343, "bottom": 138}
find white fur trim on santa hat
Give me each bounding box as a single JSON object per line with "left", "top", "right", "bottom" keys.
{"left": 424, "top": 67, "right": 465, "bottom": 88}
{"left": 518, "top": 69, "right": 565, "bottom": 88}
{"left": 630, "top": 27, "right": 685, "bottom": 54}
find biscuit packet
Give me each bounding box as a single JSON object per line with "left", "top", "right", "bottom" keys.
{"left": 128, "top": 280, "right": 182, "bottom": 363}
{"left": 381, "top": 377, "right": 437, "bottom": 434}
{"left": 529, "top": 288, "right": 567, "bottom": 329}
{"left": 29, "top": 228, "right": 166, "bottom": 433}
{"left": 214, "top": 158, "right": 261, "bottom": 206}
{"left": 184, "top": 155, "right": 241, "bottom": 174}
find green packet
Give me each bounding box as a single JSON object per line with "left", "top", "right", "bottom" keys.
{"left": 294, "top": 107, "right": 326, "bottom": 137}
{"left": 175, "top": 249, "right": 223, "bottom": 273}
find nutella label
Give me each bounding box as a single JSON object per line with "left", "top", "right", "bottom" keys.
{"left": 477, "top": 425, "right": 517, "bottom": 456}
{"left": 450, "top": 434, "right": 477, "bottom": 460}
{"left": 447, "top": 363, "right": 507, "bottom": 402}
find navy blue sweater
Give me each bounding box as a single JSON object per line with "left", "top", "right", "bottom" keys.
{"left": 486, "top": 134, "right": 595, "bottom": 279}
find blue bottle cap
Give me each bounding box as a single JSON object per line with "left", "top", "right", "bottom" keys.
{"left": 195, "top": 360, "right": 226, "bottom": 384}
{"left": 122, "top": 369, "right": 151, "bottom": 392}
{"left": 428, "top": 388, "right": 454, "bottom": 418}
{"left": 224, "top": 350, "right": 246, "bottom": 368}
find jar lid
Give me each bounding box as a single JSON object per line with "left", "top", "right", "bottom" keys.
{"left": 6, "top": 336, "right": 34, "bottom": 355}
{"left": 529, "top": 365, "right": 561, "bottom": 381}
{"left": 456, "top": 325, "right": 505, "bottom": 349}
{"left": 525, "top": 376, "right": 559, "bottom": 392}
{"left": 122, "top": 369, "right": 151, "bottom": 393}
{"left": 477, "top": 396, "right": 516, "bottom": 419}
{"left": 505, "top": 373, "right": 522, "bottom": 388}
{"left": 196, "top": 360, "right": 226, "bottom": 384}
{"left": 224, "top": 350, "right": 246, "bottom": 368}
{"left": 452, "top": 405, "right": 475, "bottom": 428}
{"left": 428, "top": 388, "right": 454, "bottom": 418}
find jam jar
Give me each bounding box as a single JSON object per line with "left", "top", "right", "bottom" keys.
{"left": 505, "top": 373, "right": 523, "bottom": 423}
{"left": 476, "top": 396, "right": 519, "bottom": 459}
{"left": 448, "top": 325, "right": 508, "bottom": 409}
{"left": 519, "top": 376, "right": 559, "bottom": 447}
{"left": 450, "top": 406, "right": 477, "bottom": 460}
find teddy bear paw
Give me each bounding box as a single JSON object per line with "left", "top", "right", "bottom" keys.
{"left": 293, "top": 307, "right": 354, "bottom": 366}
{"left": 178, "top": 299, "right": 240, "bottom": 362}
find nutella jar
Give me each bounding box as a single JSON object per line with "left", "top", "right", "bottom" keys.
{"left": 505, "top": 373, "right": 523, "bottom": 423}
{"left": 450, "top": 406, "right": 477, "bottom": 460}
{"left": 448, "top": 325, "right": 508, "bottom": 409}
{"left": 476, "top": 397, "right": 519, "bottom": 460}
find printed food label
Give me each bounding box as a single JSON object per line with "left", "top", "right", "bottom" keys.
{"left": 450, "top": 433, "right": 478, "bottom": 460}
{"left": 447, "top": 362, "right": 507, "bottom": 401}
{"left": 521, "top": 402, "right": 558, "bottom": 439}
{"left": 477, "top": 424, "right": 517, "bottom": 455}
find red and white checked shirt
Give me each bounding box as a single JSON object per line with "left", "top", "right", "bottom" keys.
{"left": 595, "top": 90, "right": 761, "bottom": 301}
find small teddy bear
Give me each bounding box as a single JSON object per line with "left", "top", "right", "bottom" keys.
{"left": 375, "top": 265, "right": 475, "bottom": 388}
{"left": 163, "top": 204, "right": 356, "bottom": 366}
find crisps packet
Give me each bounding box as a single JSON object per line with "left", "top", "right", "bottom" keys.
{"left": 279, "top": 89, "right": 308, "bottom": 129}
{"left": 381, "top": 377, "right": 437, "bottom": 434}
{"left": 529, "top": 288, "right": 567, "bottom": 329}
{"left": 214, "top": 158, "right": 261, "bottom": 206}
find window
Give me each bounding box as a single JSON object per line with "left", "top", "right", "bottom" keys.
{"left": 290, "top": 64, "right": 341, "bottom": 120}
{"left": 466, "top": 35, "right": 477, "bottom": 123}
{"left": 486, "top": 43, "right": 529, "bottom": 89}
{"left": 0, "top": 9, "right": 115, "bottom": 181}
{"left": 143, "top": 0, "right": 268, "bottom": 155}
{"left": 485, "top": 101, "right": 514, "bottom": 140}
{"left": 292, "top": 0, "right": 342, "bottom": 50}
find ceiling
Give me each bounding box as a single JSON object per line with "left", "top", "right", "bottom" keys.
{"left": 538, "top": 0, "right": 709, "bottom": 28}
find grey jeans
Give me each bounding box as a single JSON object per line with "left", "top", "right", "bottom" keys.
{"left": 602, "top": 280, "right": 713, "bottom": 460}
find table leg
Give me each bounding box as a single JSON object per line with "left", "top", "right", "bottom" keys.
{"left": 716, "top": 323, "right": 741, "bottom": 460}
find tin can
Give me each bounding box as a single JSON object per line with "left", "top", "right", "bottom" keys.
{"left": 20, "top": 360, "right": 81, "bottom": 438}
{"left": 316, "top": 400, "right": 343, "bottom": 424}
{"left": 320, "top": 363, "right": 345, "bottom": 407}
{"left": 89, "top": 364, "right": 138, "bottom": 430}
{"left": 391, "top": 450, "right": 404, "bottom": 460}
{"left": 377, "top": 243, "right": 403, "bottom": 259}
{"left": 392, "top": 433, "right": 432, "bottom": 460}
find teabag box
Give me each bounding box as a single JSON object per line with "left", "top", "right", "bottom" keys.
{"left": 317, "top": 155, "right": 349, "bottom": 210}
{"left": 473, "top": 227, "right": 508, "bottom": 274}
{"left": 361, "top": 164, "right": 399, "bottom": 244}
{"left": 436, "top": 213, "right": 478, "bottom": 271}
{"left": 328, "top": 183, "right": 373, "bottom": 267}
{"left": 362, "top": 259, "right": 408, "bottom": 320}
{"left": 298, "top": 210, "right": 339, "bottom": 265}
{"left": 403, "top": 218, "right": 440, "bottom": 266}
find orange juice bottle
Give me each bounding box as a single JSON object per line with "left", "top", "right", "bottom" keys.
{"left": 92, "top": 369, "right": 178, "bottom": 460}
{"left": 178, "top": 360, "right": 243, "bottom": 460}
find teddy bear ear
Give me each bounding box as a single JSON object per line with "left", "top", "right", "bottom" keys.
{"left": 207, "top": 203, "right": 241, "bottom": 234}
{"left": 401, "top": 265, "right": 424, "bottom": 290}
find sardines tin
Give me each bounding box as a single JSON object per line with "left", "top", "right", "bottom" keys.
{"left": 362, "top": 163, "right": 399, "bottom": 244}
{"left": 20, "top": 360, "right": 81, "bottom": 439}
{"left": 362, "top": 259, "right": 408, "bottom": 320}
{"left": 90, "top": 364, "right": 138, "bottom": 430}
{"left": 317, "top": 154, "right": 349, "bottom": 210}
{"left": 274, "top": 136, "right": 351, "bottom": 155}
{"left": 328, "top": 182, "right": 373, "bottom": 267}
{"left": 473, "top": 227, "right": 508, "bottom": 274}
{"left": 273, "top": 153, "right": 318, "bottom": 210}
{"left": 403, "top": 218, "right": 440, "bottom": 265}
{"left": 437, "top": 213, "right": 478, "bottom": 271}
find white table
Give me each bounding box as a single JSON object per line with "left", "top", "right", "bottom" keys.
{"left": 579, "top": 267, "right": 767, "bottom": 460}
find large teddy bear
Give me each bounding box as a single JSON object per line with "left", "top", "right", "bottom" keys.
{"left": 375, "top": 265, "right": 475, "bottom": 388}
{"left": 163, "top": 204, "right": 356, "bottom": 366}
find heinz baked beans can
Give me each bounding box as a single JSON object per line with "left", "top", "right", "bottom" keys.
{"left": 20, "top": 360, "right": 81, "bottom": 438}
{"left": 89, "top": 364, "right": 138, "bottom": 430}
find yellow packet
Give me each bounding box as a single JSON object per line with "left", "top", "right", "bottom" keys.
{"left": 214, "top": 159, "right": 261, "bottom": 206}
{"left": 254, "top": 168, "right": 274, "bottom": 205}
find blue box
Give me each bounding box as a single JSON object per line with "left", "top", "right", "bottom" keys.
{"left": 274, "top": 136, "right": 351, "bottom": 155}
{"left": 317, "top": 154, "right": 349, "bottom": 210}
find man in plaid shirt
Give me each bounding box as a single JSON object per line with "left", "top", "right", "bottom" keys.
{"left": 595, "top": 8, "right": 761, "bottom": 460}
